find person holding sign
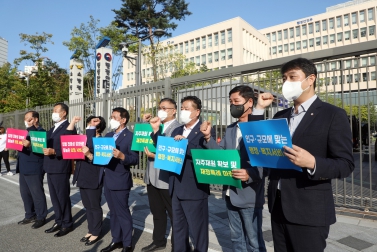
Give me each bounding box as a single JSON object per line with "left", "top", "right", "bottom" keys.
{"left": 43, "top": 103, "right": 77, "bottom": 237}
{"left": 71, "top": 116, "right": 106, "bottom": 246}
{"left": 16, "top": 111, "right": 48, "bottom": 229}
{"left": 268, "top": 58, "right": 354, "bottom": 252}
{"left": 142, "top": 98, "right": 181, "bottom": 252}
{"left": 151, "top": 96, "right": 215, "bottom": 252}
{"left": 0, "top": 127, "right": 12, "bottom": 176}
{"left": 99, "top": 107, "right": 138, "bottom": 252}
{"left": 201, "top": 85, "right": 273, "bottom": 252}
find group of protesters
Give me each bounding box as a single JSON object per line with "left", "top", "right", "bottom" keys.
{"left": 8, "top": 58, "right": 354, "bottom": 252}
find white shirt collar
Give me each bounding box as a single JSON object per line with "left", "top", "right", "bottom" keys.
{"left": 162, "top": 119, "right": 176, "bottom": 133}
{"left": 184, "top": 119, "right": 199, "bottom": 131}
{"left": 54, "top": 119, "right": 67, "bottom": 129}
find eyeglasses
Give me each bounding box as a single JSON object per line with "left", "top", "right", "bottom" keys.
{"left": 159, "top": 107, "right": 174, "bottom": 111}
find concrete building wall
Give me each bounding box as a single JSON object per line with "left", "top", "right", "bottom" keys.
{"left": 0, "top": 37, "right": 8, "bottom": 66}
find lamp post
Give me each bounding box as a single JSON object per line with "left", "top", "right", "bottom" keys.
{"left": 19, "top": 69, "right": 38, "bottom": 107}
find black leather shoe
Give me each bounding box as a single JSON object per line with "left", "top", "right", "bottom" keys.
{"left": 80, "top": 236, "right": 91, "bottom": 242}
{"left": 85, "top": 236, "right": 100, "bottom": 246}
{"left": 141, "top": 243, "right": 166, "bottom": 252}
{"left": 31, "top": 219, "right": 46, "bottom": 229}
{"left": 54, "top": 227, "right": 73, "bottom": 237}
{"left": 45, "top": 223, "right": 61, "bottom": 233}
{"left": 122, "top": 247, "right": 133, "bottom": 252}
{"left": 100, "top": 242, "right": 123, "bottom": 252}
{"left": 18, "top": 216, "right": 36, "bottom": 225}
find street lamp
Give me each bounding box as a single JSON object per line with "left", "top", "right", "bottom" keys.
{"left": 121, "top": 29, "right": 166, "bottom": 121}
{"left": 19, "top": 69, "right": 38, "bottom": 107}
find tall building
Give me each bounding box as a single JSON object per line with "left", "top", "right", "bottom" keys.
{"left": 0, "top": 37, "right": 8, "bottom": 66}
{"left": 122, "top": 0, "right": 377, "bottom": 89}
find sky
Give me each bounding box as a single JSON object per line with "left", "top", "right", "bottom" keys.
{"left": 0, "top": 0, "right": 349, "bottom": 72}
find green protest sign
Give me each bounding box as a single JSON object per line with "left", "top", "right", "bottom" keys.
{"left": 29, "top": 131, "right": 47, "bottom": 154}
{"left": 192, "top": 149, "right": 242, "bottom": 188}
{"left": 131, "top": 123, "right": 163, "bottom": 153}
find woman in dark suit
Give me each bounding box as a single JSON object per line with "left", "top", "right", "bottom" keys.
{"left": 70, "top": 116, "right": 106, "bottom": 246}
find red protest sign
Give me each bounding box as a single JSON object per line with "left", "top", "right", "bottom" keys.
{"left": 5, "top": 128, "right": 28, "bottom": 151}
{"left": 60, "top": 135, "right": 87, "bottom": 159}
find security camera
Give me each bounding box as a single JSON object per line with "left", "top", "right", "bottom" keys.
{"left": 122, "top": 46, "right": 129, "bottom": 58}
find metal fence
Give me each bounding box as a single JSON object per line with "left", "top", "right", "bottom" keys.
{"left": 1, "top": 41, "right": 377, "bottom": 212}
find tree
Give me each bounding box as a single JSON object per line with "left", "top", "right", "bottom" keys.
{"left": 113, "top": 0, "right": 192, "bottom": 82}
{"left": 0, "top": 63, "right": 26, "bottom": 112}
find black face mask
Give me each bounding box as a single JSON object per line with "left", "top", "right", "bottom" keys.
{"left": 230, "top": 100, "right": 250, "bottom": 119}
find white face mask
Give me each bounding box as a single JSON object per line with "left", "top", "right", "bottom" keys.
{"left": 109, "top": 119, "right": 121, "bottom": 130}
{"left": 157, "top": 110, "right": 168, "bottom": 122}
{"left": 51, "top": 113, "right": 61, "bottom": 123}
{"left": 282, "top": 76, "right": 310, "bottom": 102}
{"left": 179, "top": 110, "right": 192, "bottom": 124}
{"left": 24, "top": 121, "right": 30, "bottom": 128}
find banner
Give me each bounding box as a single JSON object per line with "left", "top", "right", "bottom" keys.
{"left": 131, "top": 123, "right": 162, "bottom": 152}
{"left": 5, "top": 128, "right": 28, "bottom": 151}
{"left": 192, "top": 149, "right": 242, "bottom": 188}
{"left": 154, "top": 136, "right": 188, "bottom": 175}
{"left": 95, "top": 47, "right": 112, "bottom": 95}
{"left": 29, "top": 131, "right": 47, "bottom": 154}
{"left": 60, "top": 135, "right": 87, "bottom": 160}
{"left": 239, "top": 119, "right": 301, "bottom": 171}
{"left": 92, "top": 137, "right": 116, "bottom": 165}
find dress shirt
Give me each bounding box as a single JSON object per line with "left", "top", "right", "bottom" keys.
{"left": 113, "top": 127, "right": 126, "bottom": 141}
{"left": 182, "top": 119, "right": 199, "bottom": 138}
{"left": 53, "top": 119, "right": 67, "bottom": 132}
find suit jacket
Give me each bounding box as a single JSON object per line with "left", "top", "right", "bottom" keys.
{"left": 72, "top": 129, "right": 102, "bottom": 189}
{"left": 16, "top": 125, "right": 45, "bottom": 175}
{"left": 101, "top": 128, "right": 139, "bottom": 191}
{"left": 268, "top": 98, "right": 354, "bottom": 227}
{"left": 43, "top": 120, "right": 77, "bottom": 174}
{"left": 167, "top": 121, "right": 215, "bottom": 200}
{"left": 204, "top": 114, "right": 266, "bottom": 208}
{"left": 144, "top": 119, "right": 181, "bottom": 189}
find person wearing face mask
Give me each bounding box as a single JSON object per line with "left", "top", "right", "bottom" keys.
{"left": 70, "top": 116, "right": 106, "bottom": 246}
{"left": 16, "top": 111, "right": 48, "bottom": 229}
{"left": 266, "top": 58, "right": 354, "bottom": 252}
{"left": 200, "top": 85, "right": 273, "bottom": 252}
{"left": 43, "top": 102, "right": 77, "bottom": 237}
{"left": 0, "top": 126, "right": 13, "bottom": 176}
{"left": 150, "top": 96, "right": 215, "bottom": 252}
{"left": 99, "top": 107, "right": 138, "bottom": 252}
{"left": 141, "top": 98, "right": 181, "bottom": 252}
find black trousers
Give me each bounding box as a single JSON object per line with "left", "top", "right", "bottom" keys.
{"left": 47, "top": 173, "right": 73, "bottom": 228}
{"left": 0, "top": 150, "right": 10, "bottom": 172}
{"left": 147, "top": 184, "right": 173, "bottom": 246}
{"left": 19, "top": 173, "right": 47, "bottom": 220}
{"left": 271, "top": 191, "right": 329, "bottom": 252}
{"left": 80, "top": 186, "right": 103, "bottom": 236}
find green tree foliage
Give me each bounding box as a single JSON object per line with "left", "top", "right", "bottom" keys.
{"left": 113, "top": 0, "right": 192, "bottom": 81}
{"left": 0, "top": 63, "right": 26, "bottom": 112}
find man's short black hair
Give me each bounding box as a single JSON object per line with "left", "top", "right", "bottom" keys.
{"left": 112, "top": 107, "right": 130, "bottom": 125}
{"left": 96, "top": 116, "right": 107, "bottom": 134}
{"left": 160, "top": 98, "right": 177, "bottom": 109}
{"left": 25, "top": 110, "right": 40, "bottom": 124}
{"left": 54, "top": 102, "right": 69, "bottom": 116}
{"left": 281, "top": 58, "right": 317, "bottom": 89}
{"left": 86, "top": 115, "right": 96, "bottom": 125}
{"left": 229, "top": 85, "right": 255, "bottom": 105}
{"left": 181, "top": 96, "right": 202, "bottom": 110}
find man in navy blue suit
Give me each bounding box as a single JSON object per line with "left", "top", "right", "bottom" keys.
{"left": 99, "top": 107, "right": 138, "bottom": 252}
{"left": 17, "top": 111, "right": 48, "bottom": 229}
{"left": 43, "top": 103, "right": 77, "bottom": 237}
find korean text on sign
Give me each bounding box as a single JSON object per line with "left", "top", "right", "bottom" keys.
{"left": 5, "top": 128, "right": 28, "bottom": 151}
{"left": 29, "top": 131, "right": 47, "bottom": 154}
{"left": 92, "top": 137, "right": 116, "bottom": 165}
{"left": 60, "top": 135, "right": 87, "bottom": 160}
{"left": 131, "top": 123, "right": 161, "bottom": 152}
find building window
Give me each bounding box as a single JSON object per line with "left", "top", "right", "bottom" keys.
{"left": 296, "top": 26, "right": 300, "bottom": 37}
{"left": 278, "top": 45, "right": 282, "bottom": 53}
{"left": 362, "top": 72, "right": 368, "bottom": 81}
{"left": 322, "top": 20, "right": 327, "bottom": 31}
{"left": 266, "top": 33, "right": 270, "bottom": 42}
{"left": 370, "top": 56, "right": 376, "bottom": 65}
{"left": 227, "top": 48, "right": 233, "bottom": 59}
{"left": 196, "top": 38, "right": 200, "bottom": 51}
{"left": 337, "top": 32, "right": 343, "bottom": 41}
{"left": 290, "top": 42, "right": 294, "bottom": 51}
{"left": 208, "top": 35, "right": 212, "bottom": 47}
{"left": 337, "top": 16, "right": 342, "bottom": 27}
{"left": 127, "top": 73, "right": 130, "bottom": 81}
{"left": 195, "top": 56, "right": 200, "bottom": 66}
{"left": 289, "top": 28, "right": 294, "bottom": 38}
{"left": 352, "top": 12, "right": 357, "bottom": 24}
{"left": 302, "top": 25, "right": 307, "bottom": 35}
{"left": 368, "top": 8, "right": 374, "bottom": 21}
{"left": 221, "top": 31, "right": 225, "bottom": 44}
{"left": 345, "top": 31, "right": 350, "bottom": 40}
{"left": 190, "top": 40, "right": 194, "bottom": 52}
{"left": 317, "top": 64, "right": 322, "bottom": 72}
{"left": 330, "top": 34, "right": 335, "bottom": 43}
{"left": 362, "top": 57, "right": 368, "bottom": 66}
{"left": 142, "top": 69, "right": 145, "bottom": 78}
{"left": 272, "top": 32, "right": 276, "bottom": 42}
{"left": 329, "top": 18, "right": 334, "bottom": 29}
{"left": 345, "top": 60, "right": 352, "bottom": 69}
{"left": 369, "top": 25, "right": 375, "bottom": 35}
{"left": 214, "top": 51, "right": 219, "bottom": 62}
{"left": 201, "top": 54, "right": 206, "bottom": 65}
{"left": 214, "top": 33, "right": 219, "bottom": 46}
{"left": 354, "top": 73, "right": 360, "bottom": 82}
{"left": 308, "top": 23, "right": 313, "bottom": 34}
{"left": 227, "top": 29, "right": 232, "bottom": 42}
{"left": 296, "top": 41, "right": 301, "bottom": 50}
{"left": 354, "top": 59, "right": 359, "bottom": 67}
{"left": 302, "top": 40, "right": 307, "bottom": 49}
{"left": 208, "top": 53, "right": 212, "bottom": 63}
{"left": 278, "top": 30, "right": 282, "bottom": 41}
{"left": 272, "top": 46, "right": 277, "bottom": 55}
{"left": 131, "top": 72, "right": 134, "bottom": 80}
{"left": 185, "top": 41, "right": 188, "bottom": 53}
{"left": 353, "top": 29, "right": 358, "bottom": 39}
{"left": 360, "top": 10, "right": 365, "bottom": 23}
{"left": 346, "top": 74, "right": 353, "bottom": 83}
{"left": 284, "top": 44, "right": 288, "bottom": 52}
{"left": 190, "top": 57, "right": 194, "bottom": 63}
{"left": 323, "top": 35, "right": 328, "bottom": 44}
{"left": 361, "top": 27, "right": 367, "bottom": 37}
{"left": 371, "top": 71, "right": 376, "bottom": 80}
{"left": 309, "top": 38, "right": 314, "bottom": 47}
{"left": 284, "top": 29, "right": 288, "bottom": 39}
{"left": 344, "top": 14, "right": 349, "bottom": 26}
{"left": 220, "top": 50, "right": 225, "bottom": 60}
{"left": 315, "top": 22, "right": 320, "bottom": 32}
{"left": 179, "top": 43, "right": 183, "bottom": 54}
{"left": 331, "top": 62, "right": 337, "bottom": 70}
{"left": 202, "top": 37, "right": 206, "bottom": 49}
{"left": 316, "top": 37, "right": 321, "bottom": 46}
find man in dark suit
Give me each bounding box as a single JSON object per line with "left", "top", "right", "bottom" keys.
{"left": 99, "top": 107, "right": 138, "bottom": 252}
{"left": 17, "top": 111, "right": 48, "bottom": 229}
{"left": 43, "top": 102, "right": 77, "bottom": 237}
{"left": 268, "top": 58, "right": 354, "bottom": 252}
{"left": 151, "top": 96, "right": 215, "bottom": 252}
{"left": 201, "top": 86, "right": 273, "bottom": 252}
